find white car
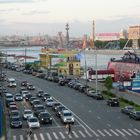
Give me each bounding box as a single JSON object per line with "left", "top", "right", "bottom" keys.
{"left": 45, "top": 98, "right": 55, "bottom": 107}
{"left": 23, "top": 109, "right": 33, "bottom": 119}
{"left": 8, "top": 78, "right": 16, "bottom": 87}
{"left": 27, "top": 117, "right": 40, "bottom": 128}
{"left": 15, "top": 93, "right": 23, "bottom": 101}
{"left": 60, "top": 110, "right": 74, "bottom": 124}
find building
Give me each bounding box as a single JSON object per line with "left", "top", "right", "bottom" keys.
{"left": 39, "top": 48, "right": 81, "bottom": 76}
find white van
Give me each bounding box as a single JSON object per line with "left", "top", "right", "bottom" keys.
{"left": 8, "top": 78, "right": 16, "bottom": 87}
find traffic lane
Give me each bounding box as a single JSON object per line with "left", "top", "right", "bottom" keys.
{"left": 6, "top": 71, "right": 140, "bottom": 129}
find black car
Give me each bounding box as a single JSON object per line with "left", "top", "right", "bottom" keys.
{"left": 92, "top": 93, "right": 104, "bottom": 100}
{"left": 10, "top": 116, "right": 22, "bottom": 128}
{"left": 37, "top": 90, "right": 44, "bottom": 97}
{"left": 42, "top": 93, "right": 52, "bottom": 101}
{"left": 34, "top": 105, "right": 45, "bottom": 117}
{"left": 27, "top": 84, "right": 35, "bottom": 90}
{"left": 52, "top": 102, "right": 61, "bottom": 111}
{"left": 106, "top": 98, "right": 119, "bottom": 107}
{"left": 58, "top": 80, "right": 65, "bottom": 86}
{"left": 38, "top": 112, "right": 52, "bottom": 124}
{"left": 79, "top": 85, "right": 87, "bottom": 93}
{"left": 21, "top": 80, "right": 27, "bottom": 86}
{"left": 29, "top": 97, "right": 38, "bottom": 105}
{"left": 32, "top": 100, "right": 41, "bottom": 108}
{"left": 121, "top": 106, "right": 135, "bottom": 115}
{"left": 129, "top": 111, "right": 140, "bottom": 120}
{"left": 25, "top": 93, "right": 32, "bottom": 101}
{"left": 55, "top": 105, "right": 66, "bottom": 117}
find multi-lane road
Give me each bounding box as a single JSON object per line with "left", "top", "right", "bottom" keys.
{"left": 4, "top": 69, "right": 140, "bottom": 140}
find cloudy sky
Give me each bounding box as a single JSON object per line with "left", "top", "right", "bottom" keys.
{"left": 0, "top": 0, "right": 140, "bottom": 37}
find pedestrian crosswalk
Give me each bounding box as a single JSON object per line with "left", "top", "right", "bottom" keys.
{"left": 12, "top": 128, "right": 140, "bottom": 140}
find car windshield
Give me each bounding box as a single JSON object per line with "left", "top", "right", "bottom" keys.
{"left": 25, "top": 111, "right": 32, "bottom": 114}
{"left": 64, "top": 112, "right": 72, "bottom": 116}
{"left": 11, "top": 112, "right": 19, "bottom": 115}
{"left": 11, "top": 117, "right": 20, "bottom": 121}
{"left": 29, "top": 118, "right": 38, "bottom": 122}
{"left": 39, "top": 91, "right": 44, "bottom": 93}
{"left": 127, "top": 106, "right": 134, "bottom": 110}
{"left": 36, "top": 106, "right": 44, "bottom": 110}
{"left": 40, "top": 113, "right": 49, "bottom": 117}
{"left": 136, "top": 112, "right": 140, "bottom": 115}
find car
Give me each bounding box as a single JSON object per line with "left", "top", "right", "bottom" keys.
{"left": 20, "top": 87, "right": 27, "bottom": 94}
{"left": 129, "top": 111, "right": 140, "bottom": 120}
{"left": 27, "top": 83, "right": 35, "bottom": 90}
{"left": 42, "top": 93, "right": 52, "bottom": 101}
{"left": 121, "top": 106, "right": 135, "bottom": 115}
{"left": 52, "top": 102, "right": 61, "bottom": 111}
{"left": 15, "top": 93, "right": 23, "bottom": 101}
{"left": 38, "top": 112, "right": 52, "bottom": 124}
{"left": 79, "top": 85, "right": 87, "bottom": 93}
{"left": 10, "top": 110, "right": 20, "bottom": 118}
{"left": 74, "top": 83, "right": 83, "bottom": 90}
{"left": 45, "top": 98, "right": 55, "bottom": 107}
{"left": 29, "top": 97, "right": 38, "bottom": 105}
{"left": 9, "top": 105, "right": 18, "bottom": 114}
{"left": 32, "top": 100, "right": 41, "bottom": 108}
{"left": 21, "top": 80, "right": 28, "bottom": 86}
{"left": 55, "top": 105, "right": 67, "bottom": 117}
{"left": 27, "top": 117, "right": 40, "bottom": 128}
{"left": 58, "top": 80, "right": 65, "bottom": 86}
{"left": 37, "top": 90, "right": 44, "bottom": 97}
{"left": 23, "top": 109, "right": 34, "bottom": 119}
{"left": 8, "top": 78, "right": 16, "bottom": 87}
{"left": 25, "top": 93, "right": 32, "bottom": 100}
{"left": 34, "top": 105, "right": 45, "bottom": 117}
{"left": 60, "top": 110, "right": 74, "bottom": 124}
{"left": 86, "top": 90, "right": 96, "bottom": 97}
{"left": 10, "top": 116, "right": 22, "bottom": 128}
{"left": 92, "top": 92, "right": 104, "bottom": 100}
{"left": 106, "top": 98, "right": 119, "bottom": 107}
{"left": 21, "top": 90, "right": 30, "bottom": 98}
{"left": 5, "top": 93, "right": 14, "bottom": 107}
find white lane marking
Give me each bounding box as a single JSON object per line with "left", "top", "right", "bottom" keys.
{"left": 107, "top": 124, "right": 111, "bottom": 127}
{"left": 79, "top": 130, "right": 86, "bottom": 138}
{"left": 34, "top": 134, "right": 38, "bottom": 140}
{"left": 134, "top": 129, "right": 140, "bottom": 134}
{"left": 103, "top": 129, "right": 112, "bottom": 136}
{"left": 13, "top": 135, "right": 16, "bottom": 140}
{"left": 85, "top": 130, "right": 93, "bottom": 137}
{"left": 72, "top": 131, "right": 79, "bottom": 138}
{"left": 128, "top": 129, "right": 138, "bottom": 136}
{"left": 109, "top": 129, "right": 119, "bottom": 136}
{"left": 97, "top": 130, "right": 106, "bottom": 136}
{"left": 59, "top": 132, "right": 65, "bottom": 139}
{"left": 122, "top": 129, "right": 132, "bottom": 136}
{"left": 40, "top": 133, "right": 45, "bottom": 140}
{"left": 116, "top": 129, "right": 125, "bottom": 136}
{"left": 19, "top": 135, "right": 24, "bottom": 140}
{"left": 65, "top": 132, "right": 72, "bottom": 138}
{"left": 46, "top": 133, "right": 52, "bottom": 140}
{"left": 53, "top": 132, "right": 59, "bottom": 140}
{"left": 52, "top": 97, "right": 99, "bottom": 137}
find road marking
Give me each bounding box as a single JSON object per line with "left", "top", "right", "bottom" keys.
{"left": 65, "top": 132, "right": 72, "bottom": 138}
{"left": 134, "top": 129, "right": 140, "bottom": 134}
{"left": 59, "top": 132, "right": 65, "bottom": 139}
{"left": 72, "top": 131, "right": 79, "bottom": 138}
{"left": 79, "top": 130, "right": 86, "bottom": 137}
{"left": 53, "top": 132, "right": 59, "bottom": 140}
{"left": 40, "top": 133, "right": 45, "bottom": 140}
{"left": 107, "top": 124, "right": 111, "bottom": 127}
{"left": 97, "top": 116, "right": 101, "bottom": 119}
{"left": 13, "top": 135, "right": 16, "bottom": 140}
{"left": 34, "top": 134, "right": 38, "bottom": 140}
{"left": 116, "top": 129, "right": 125, "bottom": 136}
{"left": 109, "top": 129, "right": 119, "bottom": 136}
{"left": 46, "top": 132, "right": 52, "bottom": 140}
{"left": 128, "top": 129, "right": 138, "bottom": 136}
{"left": 84, "top": 129, "right": 93, "bottom": 137}
{"left": 97, "top": 130, "right": 106, "bottom": 136}
{"left": 122, "top": 129, "right": 132, "bottom": 136}
{"left": 19, "top": 135, "right": 24, "bottom": 140}
{"left": 103, "top": 129, "right": 112, "bottom": 136}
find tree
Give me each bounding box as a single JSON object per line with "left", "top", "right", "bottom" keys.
{"left": 104, "top": 76, "right": 113, "bottom": 92}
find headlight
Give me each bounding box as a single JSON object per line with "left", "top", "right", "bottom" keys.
{"left": 72, "top": 117, "right": 74, "bottom": 121}
{"left": 41, "top": 118, "right": 44, "bottom": 121}
{"left": 64, "top": 118, "right": 67, "bottom": 121}
{"left": 50, "top": 118, "right": 52, "bottom": 120}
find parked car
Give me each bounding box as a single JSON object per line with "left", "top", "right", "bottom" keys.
{"left": 129, "top": 111, "right": 140, "bottom": 120}
{"left": 27, "top": 117, "right": 40, "bottom": 128}
{"left": 23, "top": 109, "right": 34, "bottom": 119}
{"left": 92, "top": 92, "right": 104, "bottom": 100}
{"left": 106, "top": 98, "right": 119, "bottom": 107}
{"left": 121, "top": 106, "right": 135, "bottom": 115}
{"left": 10, "top": 116, "right": 22, "bottom": 128}
{"left": 60, "top": 110, "right": 74, "bottom": 124}
{"left": 86, "top": 90, "right": 96, "bottom": 97}
{"left": 38, "top": 112, "right": 52, "bottom": 124}
{"left": 58, "top": 80, "right": 65, "bottom": 86}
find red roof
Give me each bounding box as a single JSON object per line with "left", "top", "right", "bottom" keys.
{"left": 89, "top": 69, "right": 114, "bottom": 75}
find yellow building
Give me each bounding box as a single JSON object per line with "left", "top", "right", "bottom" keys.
{"left": 39, "top": 48, "right": 81, "bottom": 76}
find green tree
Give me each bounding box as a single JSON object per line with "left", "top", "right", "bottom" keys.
{"left": 104, "top": 76, "right": 113, "bottom": 92}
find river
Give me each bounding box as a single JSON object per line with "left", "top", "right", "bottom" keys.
{"left": 0, "top": 46, "right": 123, "bottom": 69}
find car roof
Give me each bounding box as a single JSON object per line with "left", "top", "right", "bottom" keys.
{"left": 62, "top": 109, "right": 70, "bottom": 113}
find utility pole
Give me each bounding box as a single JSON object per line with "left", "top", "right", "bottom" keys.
{"left": 25, "top": 48, "right": 27, "bottom": 68}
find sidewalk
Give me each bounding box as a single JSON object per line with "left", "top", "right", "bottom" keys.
{"left": 79, "top": 79, "right": 140, "bottom": 105}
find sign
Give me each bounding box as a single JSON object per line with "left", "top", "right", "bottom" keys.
{"left": 0, "top": 100, "right": 2, "bottom": 138}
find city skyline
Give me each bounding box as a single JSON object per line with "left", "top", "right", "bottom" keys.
{"left": 0, "top": 0, "right": 140, "bottom": 37}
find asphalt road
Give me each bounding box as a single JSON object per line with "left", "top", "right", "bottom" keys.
{"left": 4, "top": 69, "right": 140, "bottom": 140}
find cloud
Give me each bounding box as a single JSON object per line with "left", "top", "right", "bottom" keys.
{"left": 0, "top": 0, "right": 47, "bottom": 3}
{"left": 22, "top": 10, "right": 50, "bottom": 15}
{"left": 0, "top": 8, "right": 20, "bottom": 14}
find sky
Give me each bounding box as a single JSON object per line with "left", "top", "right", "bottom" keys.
{"left": 0, "top": 0, "right": 140, "bottom": 37}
